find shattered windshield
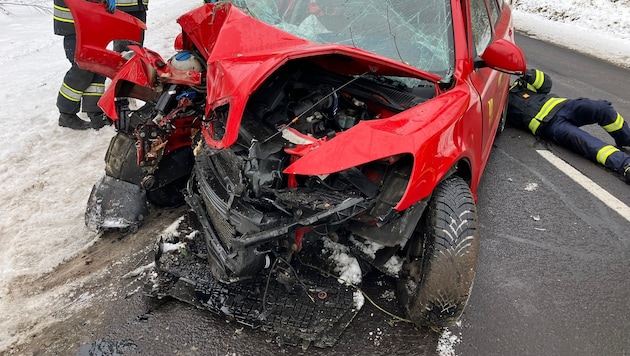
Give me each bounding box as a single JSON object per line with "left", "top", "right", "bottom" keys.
{"left": 237, "top": 0, "right": 455, "bottom": 79}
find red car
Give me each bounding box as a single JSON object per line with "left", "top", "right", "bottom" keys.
{"left": 70, "top": 0, "right": 525, "bottom": 347}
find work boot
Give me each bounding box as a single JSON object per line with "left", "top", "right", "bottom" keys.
{"left": 624, "top": 165, "right": 630, "bottom": 184}
{"left": 87, "top": 112, "right": 110, "bottom": 130}
{"left": 59, "top": 113, "right": 91, "bottom": 130}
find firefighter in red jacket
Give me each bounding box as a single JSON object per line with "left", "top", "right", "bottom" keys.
{"left": 507, "top": 68, "right": 630, "bottom": 183}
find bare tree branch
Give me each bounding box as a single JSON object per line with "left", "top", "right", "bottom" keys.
{"left": 0, "top": 1, "right": 51, "bottom": 15}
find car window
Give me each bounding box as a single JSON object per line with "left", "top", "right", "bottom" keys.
{"left": 239, "top": 0, "right": 455, "bottom": 79}
{"left": 469, "top": 0, "right": 492, "bottom": 57}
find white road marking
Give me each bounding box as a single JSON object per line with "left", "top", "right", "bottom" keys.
{"left": 536, "top": 150, "right": 630, "bottom": 222}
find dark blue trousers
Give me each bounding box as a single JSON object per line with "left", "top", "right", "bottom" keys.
{"left": 541, "top": 98, "right": 630, "bottom": 174}
{"left": 56, "top": 35, "right": 106, "bottom": 114}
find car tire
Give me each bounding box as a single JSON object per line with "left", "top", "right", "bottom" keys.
{"left": 397, "top": 175, "right": 479, "bottom": 328}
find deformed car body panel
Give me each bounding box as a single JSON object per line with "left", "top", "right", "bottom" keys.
{"left": 67, "top": 0, "right": 145, "bottom": 79}
{"left": 283, "top": 87, "right": 471, "bottom": 210}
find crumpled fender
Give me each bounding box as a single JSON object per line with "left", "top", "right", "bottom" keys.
{"left": 65, "top": 0, "right": 146, "bottom": 79}
{"left": 98, "top": 46, "right": 203, "bottom": 119}
{"left": 284, "top": 87, "right": 472, "bottom": 210}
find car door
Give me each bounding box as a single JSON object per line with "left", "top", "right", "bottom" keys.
{"left": 468, "top": 0, "right": 511, "bottom": 164}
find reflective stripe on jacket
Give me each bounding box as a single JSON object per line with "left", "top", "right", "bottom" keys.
{"left": 507, "top": 69, "right": 569, "bottom": 135}
{"left": 527, "top": 97, "right": 567, "bottom": 134}
{"left": 116, "top": 0, "right": 148, "bottom": 13}
{"left": 53, "top": 0, "right": 75, "bottom": 36}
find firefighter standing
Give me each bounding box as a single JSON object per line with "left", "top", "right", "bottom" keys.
{"left": 53, "top": 0, "right": 111, "bottom": 130}
{"left": 113, "top": 0, "right": 149, "bottom": 52}
{"left": 507, "top": 68, "right": 630, "bottom": 183}
{"left": 53, "top": 0, "right": 148, "bottom": 130}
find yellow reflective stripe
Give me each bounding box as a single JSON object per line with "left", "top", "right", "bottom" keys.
{"left": 528, "top": 98, "right": 567, "bottom": 134}
{"left": 115, "top": 0, "right": 148, "bottom": 8}
{"left": 535, "top": 98, "right": 567, "bottom": 121}
{"left": 116, "top": 0, "right": 137, "bottom": 6}
{"left": 84, "top": 83, "right": 105, "bottom": 97}
{"left": 526, "top": 83, "right": 537, "bottom": 92}
{"left": 528, "top": 118, "right": 542, "bottom": 134}
{"left": 602, "top": 113, "right": 624, "bottom": 133}
{"left": 59, "top": 82, "right": 82, "bottom": 102}
{"left": 59, "top": 90, "right": 80, "bottom": 102}
{"left": 596, "top": 145, "right": 619, "bottom": 165}
{"left": 53, "top": 5, "right": 74, "bottom": 23}
{"left": 532, "top": 69, "right": 544, "bottom": 90}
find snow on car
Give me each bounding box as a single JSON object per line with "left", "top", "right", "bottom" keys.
{"left": 67, "top": 0, "right": 525, "bottom": 348}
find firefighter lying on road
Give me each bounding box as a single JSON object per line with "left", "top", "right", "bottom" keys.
{"left": 507, "top": 68, "right": 630, "bottom": 183}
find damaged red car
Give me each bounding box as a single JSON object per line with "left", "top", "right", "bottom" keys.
{"left": 69, "top": 0, "right": 525, "bottom": 348}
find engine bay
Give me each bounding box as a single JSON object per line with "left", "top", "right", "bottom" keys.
{"left": 240, "top": 60, "right": 435, "bottom": 144}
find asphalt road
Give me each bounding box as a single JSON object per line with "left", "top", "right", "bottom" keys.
{"left": 8, "top": 33, "right": 630, "bottom": 356}
{"left": 462, "top": 33, "right": 630, "bottom": 355}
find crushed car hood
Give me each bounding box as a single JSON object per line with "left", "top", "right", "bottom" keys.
{"left": 177, "top": 3, "right": 442, "bottom": 150}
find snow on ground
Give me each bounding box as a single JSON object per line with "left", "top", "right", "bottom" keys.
{"left": 437, "top": 323, "right": 463, "bottom": 356}
{"left": 0, "top": 0, "right": 628, "bottom": 353}
{"left": 323, "top": 237, "right": 363, "bottom": 286}
{"left": 511, "top": 0, "right": 630, "bottom": 69}
{"left": 0, "top": 0, "right": 201, "bottom": 350}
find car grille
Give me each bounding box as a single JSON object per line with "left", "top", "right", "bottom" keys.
{"left": 193, "top": 164, "right": 237, "bottom": 249}
{"left": 200, "top": 190, "right": 235, "bottom": 248}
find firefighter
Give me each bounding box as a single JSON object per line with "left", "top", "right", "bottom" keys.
{"left": 507, "top": 68, "right": 630, "bottom": 183}
{"left": 53, "top": 0, "right": 112, "bottom": 130}
{"left": 112, "top": 0, "right": 149, "bottom": 52}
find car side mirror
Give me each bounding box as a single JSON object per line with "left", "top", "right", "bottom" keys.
{"left": 476, "top": 39, "right": 527, "bottom": 75}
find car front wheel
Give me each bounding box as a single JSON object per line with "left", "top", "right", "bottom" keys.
{"left": 397, "top": 176, "right": 479, "bottom": 328}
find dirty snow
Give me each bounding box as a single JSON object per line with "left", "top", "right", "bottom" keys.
{"left": 321, "top": 237, "right": 366, "bottom": 309}
{"left": 379, "top": 289, "right": 396, "bottom": 302}
{"left": 367, "top": 327, "right": 384, "bottom": 347}
{"left": 382, "top": 254, "right": 403, "bottom": 276}
{"left": 524, "top": 182, "right": 539, "bottom": 191}
{"left": 159, "top": 215, "right": 186, "bottom": 239}
{"left": 121, "top": 261, "right": 155, "bottom": 279}
{"left": 349, "top": 234, "right": 384, "bottom": 259}
{"left": 437, "top": 323, "right": 463, "bottom": 356}
{"left": 0, "top": 0, "right": 628, "bottom": 353}
{"left": 322, "top": 237, "right": 363, "bottom": 286}
{"left": 510, "top": 0, "right": 630, "bottom": 70}
{"left": 353, "top": 290, "right": 365, "bottom": 310}
{"left": 0, "top": 0, "right": 201, "bottom": 351}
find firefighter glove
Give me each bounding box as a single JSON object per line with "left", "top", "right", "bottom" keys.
{"left": 101, "top": 0, "right": 116, "bottom": 13}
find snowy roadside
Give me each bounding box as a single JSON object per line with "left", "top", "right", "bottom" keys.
{"left": 0, "top": 0, "right": 201, "bottom": 351}
{"left": 512, "top": 10, "right": 630, "bottom": 70}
